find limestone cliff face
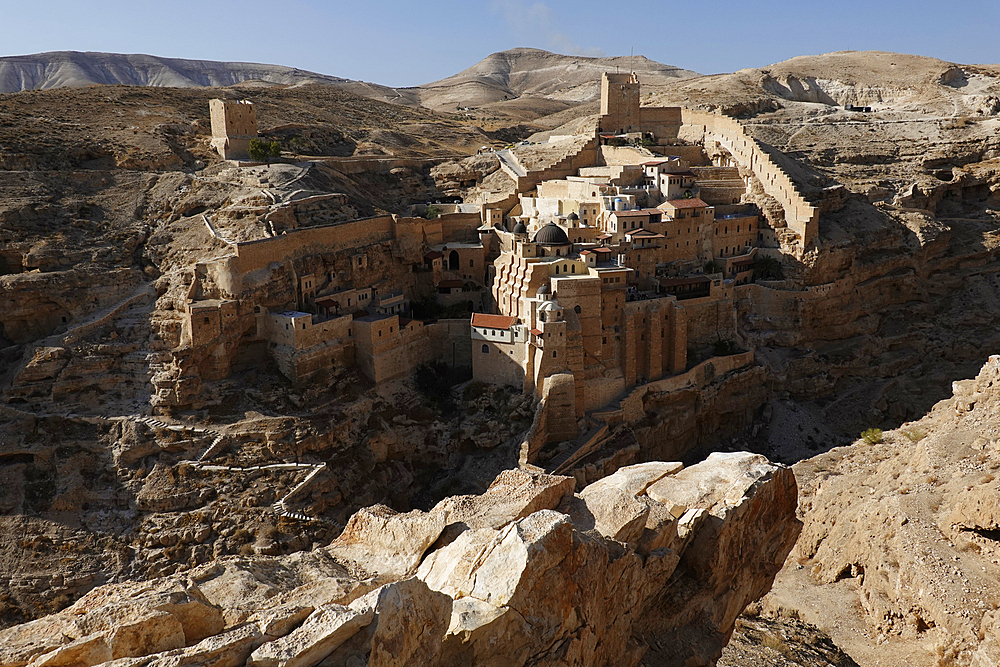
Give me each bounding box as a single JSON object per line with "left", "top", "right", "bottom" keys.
{"left": 0, "top": 456, "right": 799, "bottom": 667}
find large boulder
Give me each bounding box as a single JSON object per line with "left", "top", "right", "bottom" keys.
{"left": 0, "top": 459, "right": 798, "bottom": 667}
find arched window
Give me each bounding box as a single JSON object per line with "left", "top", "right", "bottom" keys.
{"left": 449, "top": 250, "right": 460, "bottom": 271}
{"left": 482, "top": 344, "right": 489, "bottom": 353}
{"left": 574, "top": 305, "right": 581, "bottom": 314}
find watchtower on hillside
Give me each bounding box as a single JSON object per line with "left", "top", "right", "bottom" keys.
{"left": 599, "top": 72, "right": 641, "bottom": 134}
{"left": 209, "top": 99, "right": 257, "bottom": 160}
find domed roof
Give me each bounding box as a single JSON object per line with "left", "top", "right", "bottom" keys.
{"left": 538, "top": 300, "right": 562, "bottom": 312}
{"left": 533, "top": 222, "right": 570, "bottom": 245}
{"left": 567, "top": 212, "right": 579, "bottom": 221}
{"left": 512, "top": 221, "right": 528, "bottom": 234}
{"left": 536, "top": 284, "right": 551, "bottom": 296}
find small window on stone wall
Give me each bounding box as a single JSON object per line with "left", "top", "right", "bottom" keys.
{"left": 204, "top": 317, "right": 210, "bottom": 324}
{"left": 482, "top": 344, "right": 489, "bottom": 353}
{"left": 574, "top": 305, "right": 581, "bottom": 314}
{"left": 552, "top": 350, "right": 557, "bottom": 358}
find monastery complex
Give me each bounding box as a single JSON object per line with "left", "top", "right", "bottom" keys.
{"left": 191, "top": 74, "right": 820, "bottom": 468}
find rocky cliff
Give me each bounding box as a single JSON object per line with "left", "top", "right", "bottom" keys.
{"left": 752, "top": 355, "right": 1000, "bottom": 666}
{"left": 0, "top": 455, "right": 799, "bottom": 667}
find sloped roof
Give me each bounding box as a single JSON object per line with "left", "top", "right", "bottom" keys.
{"left": 660, "top": 198, "right": 709, "bottom": 210}
{"left": 471, "top": 313, "right": 517, "bottom": 329}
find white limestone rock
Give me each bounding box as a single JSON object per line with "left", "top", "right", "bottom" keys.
{"left": 247, "top": 603, "right": 373, "bottom": 667}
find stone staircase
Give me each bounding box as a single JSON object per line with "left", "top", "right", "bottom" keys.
{"left": 545, "top": 418, "right": 608, "bottom": 474}
{"left": 504, "top": 135, "right": 599, "bottom": 192}
{"left": 691, "top": 166, "right": 747, "bottom": 206}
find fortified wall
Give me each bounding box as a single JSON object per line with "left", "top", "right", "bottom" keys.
{"left": 680, "top": 108, "right": 820, "bottom": 251}
{"left": 165, "top": 210, "right": 482, "bottom": 403}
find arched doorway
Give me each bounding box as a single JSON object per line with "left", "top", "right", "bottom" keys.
{"left": 449, "top": 250, "right": 459, "bottom": 271}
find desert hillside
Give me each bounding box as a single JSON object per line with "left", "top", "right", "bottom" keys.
{"left": 2, "top": 47, "right": 1000, "bottom": 667}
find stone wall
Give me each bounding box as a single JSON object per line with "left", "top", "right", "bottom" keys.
{"left": 426, "top": 319, "right": 472, "bottom": 369}
{"left": 680, "top": 108, "right": 819, "bottom": 250}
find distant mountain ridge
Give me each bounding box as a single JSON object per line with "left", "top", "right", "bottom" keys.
{"left": 0, "top": 49, "right": 698, "bottom": 111}
{"left": 0, "top": 51, "right": 399, "bottom": 95}
{"left": 413, "top": 47, "right": 699, "bottom": 110}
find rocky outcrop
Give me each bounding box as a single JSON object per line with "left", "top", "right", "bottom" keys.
{"left": 0, "top": 456, "right": 798, "bottom": 667}
{"left": 778, "top": 355, "right": 1000, "bottom": 665}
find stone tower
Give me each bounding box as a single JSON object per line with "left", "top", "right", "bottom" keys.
{"left": 599, "top": 72, "right": 640, "bottom": 134}
{"left": 209, "top": 99, "right": 257, "bottom": 160}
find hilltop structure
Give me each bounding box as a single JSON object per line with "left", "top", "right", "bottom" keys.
{"left": 209, "top": 99, "right": 257, "bottom": 160}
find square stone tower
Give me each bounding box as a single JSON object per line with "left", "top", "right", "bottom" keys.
{"left": 599, "top": 72, "right": 640, "bottom": 134}
{"left": 209, "top": 99, "right": 257, "bottom": 160}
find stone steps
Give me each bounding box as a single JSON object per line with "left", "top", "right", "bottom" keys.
{"left": 546, "top": 418, "right": 606, "bottom": 473}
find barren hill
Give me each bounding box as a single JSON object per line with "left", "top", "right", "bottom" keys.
{"left": 0, "top": 51, "right": 407, "bottom": 99}
{"left": 414, "top": 47, "right": 698, "bottom": 111}
{"left": 0, "top": 49, "right": 698, "bottom": 129}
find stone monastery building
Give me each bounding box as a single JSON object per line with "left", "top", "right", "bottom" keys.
{"left": 185, "top": 73, "right": 818, "bottom": 462}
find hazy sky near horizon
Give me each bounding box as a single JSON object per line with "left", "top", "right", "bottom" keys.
{"left": 1, "top": 0, "right": 997, "bottom": 86}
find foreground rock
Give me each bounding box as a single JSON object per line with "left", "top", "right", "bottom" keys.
{"left": 0, "top": 456, "right": 798, "bottom": 667}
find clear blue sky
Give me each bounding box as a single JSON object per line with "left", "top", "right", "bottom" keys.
{"left": 1, "top": 0, "right": 998, "bottom": 87}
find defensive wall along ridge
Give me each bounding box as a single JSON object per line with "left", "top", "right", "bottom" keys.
{"left": 680, "top": 108, "right": 820, "bottom": 251}
{"left": 200, "top": 214, "right": 432, "bottom": 296}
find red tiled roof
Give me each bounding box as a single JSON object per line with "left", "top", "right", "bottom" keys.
{"left": 642, "top": 160, "right": 669, "bottom": 166}
{"left": 530, "top": 328, "right": 542, "bottom": 336}
{"left": 628, "top": 229, "right": 664, "bottom": 239}
{"left": 597, "top": 233, "right": 613, "bottom": 239}
{"left": 316, "top": 297, "right": 340, "bottom": 306}
{"left": 472, "top": 313, "right": 517, "bottom": 329}
{"left": 592, "top": 246, "right": 614, "bottom": 253}
{"left": 660, "top": 198, "right": 709, "bottom": 210}
{"left": 424, "top": 250, "right": 443, "bottom": 260}
{"left": 579, "top": 250, "right": 594, "bottom": 255}
{"left": 613, "top": 209, "right": 653, "bottom": 217}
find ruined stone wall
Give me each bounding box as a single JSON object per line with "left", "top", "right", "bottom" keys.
{"left": 510, "top": 137, "right": 600, "bottom": 193}
{"left": 228, "top": 216, "right": 397, "bottom": 292}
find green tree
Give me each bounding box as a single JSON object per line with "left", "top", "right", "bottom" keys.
{"left": 248, "top": 138, "right": 281, "bottom": 162}
{"left": 754, "top": 255, "right": 783, "bottom": 280}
